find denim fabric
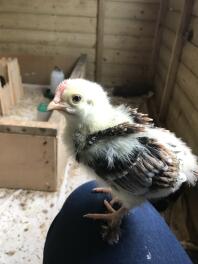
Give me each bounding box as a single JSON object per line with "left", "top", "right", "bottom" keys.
{"left": 43, "top": 181, "right": 191, "bottom": 264}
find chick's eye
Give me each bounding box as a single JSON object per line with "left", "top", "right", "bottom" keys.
{"left": 72, "top": 95, "right": 81, "bottom": 103}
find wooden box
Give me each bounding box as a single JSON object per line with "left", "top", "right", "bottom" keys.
{"left": 0, "top": 55, "right": 87, "bottom": 191}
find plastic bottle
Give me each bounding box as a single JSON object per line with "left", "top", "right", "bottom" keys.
{"left": 50, "top": 66, "right": 65, "bottom": 95}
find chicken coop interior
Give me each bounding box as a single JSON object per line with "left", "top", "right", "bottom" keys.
{"left": 0, "top": 0, "right": 198, "bottom": 263}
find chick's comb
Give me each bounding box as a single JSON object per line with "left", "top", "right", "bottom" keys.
{"left": 54, "top": 80, "right": 67, "bottom": 103}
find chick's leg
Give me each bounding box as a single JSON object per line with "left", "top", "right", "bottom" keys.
{"left": 84, "top": 200, "right": 128, "bottom": 244}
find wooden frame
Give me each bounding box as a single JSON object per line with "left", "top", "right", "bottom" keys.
{"left": 159, "top": 0, "right": 194, "bottom": 122}
{"left": 0, "top": 54, "right": 87, "bottom": 191}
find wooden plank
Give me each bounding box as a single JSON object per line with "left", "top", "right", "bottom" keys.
{"left": 0, "top": 119, "right": 57, "bottom": 136}
{"left": 0, "top": 133, "right": 57, "bottom": 191}
{"left": 102, "top": 63, "right": 148, "bottom": 78}
{"left": 0, "top": 29, "right": 96, "bottom": 49}
{"left": 161, "top": 27, "right": 176, "bottom": 50}
{"left": 95, "top": 0, "right": 105, "bottom": 82}
{"left": 103, "top": 49, "right": 151, "bottom": 65}
{"left": 104, "top": 19, "right": 156, "bottom": 37}
{"left": 70, "top": 54, "right": 88, "bottom": 79}
{"left": 181, "top": 42, "right": 198, "bottom": 78}
{"left": 154, "top": 73, "right": 164, "bottom": 110}
{"left": 163, "top": 10, "right": 181, "bottom": 33}
{"left": 0, "top": 13, "right": 96, "bottom": 34}
{"left": 167, "top": 103, "right": 198, "bottom": 154}
{"left": 157, "top": 59, "right": 168, "bottom": 83}
{"left": 7, "top": 58, "right": 23, "bottom": 103}
{"left": 0, "top": 0, "right": 97, "bottom": 17}
{"left": 190, "top": 16, "right": 198, "bottom": 46}
{"left": 0, "top": 45, "right": 95, "bottom": 62}
{"left": 104, "top": 35, "right": 153, "bottom": 51}
{"left": 101, "top": 76, "right": 149, "bottom": 87}
{"left": 172, "top": 83, "right": 198, "bottom": 134}
{"left": 192, "top": 1, "right": 198, "bottom": 17}
{"left": 158, "top": 44, "right": 172, "bottom": 68}
{"left": 176, "top": 62, "right": 198, "bottom": 112}
{"left": 159, "top": 0, "right": 194, "bottom": 122}
{"left": 106, "top": 2, "right": 159, "bottom": 20}
{"left": 150, "top": 0, "right": 168, "bottom": 80}
{"left": 168, "top": 0, "right": 185, "bottom": 11}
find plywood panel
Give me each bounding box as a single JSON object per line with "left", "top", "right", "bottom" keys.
{"left": 0, "top": 13, "right": 96, "bottom": 34}
{"left": 0, "top": 0, "right": 97, "bottom": 17}
{"left": 0, "top": 133, "right": 57, "bottom": 191}
{"left": 106, "top": 2, "right": 159, "bottom": 20}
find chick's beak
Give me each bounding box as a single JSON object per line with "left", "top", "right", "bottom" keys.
{"left": 47, "top": 100, "right": 66, "bottom": 111}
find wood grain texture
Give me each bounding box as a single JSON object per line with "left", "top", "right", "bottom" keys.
{"left": 0, "top": 133, "right": 57, "bottom": 191}
{"left": 0, "top": 13, "right": 97, "bottom": 34}
{"left": 106, "top": 1, "right": 159, "bottom": 20}
{"left": 103, "top": 49, "right": 151, "bottom": 65}
{"left": 104, "top": 19, "right": 156, "bottom": 36}
{"left": 0, "top": 0, "right": 97, "bottom": 17}
{"left": 0, "top": 29, "right": 96, "bottom": 49}
{"left": 104, "top": 35, "right": 153, "bottom": 51}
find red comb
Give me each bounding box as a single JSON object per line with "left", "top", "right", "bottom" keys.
{"left": 54, "top": 80, "right": 67, "bottom": 103}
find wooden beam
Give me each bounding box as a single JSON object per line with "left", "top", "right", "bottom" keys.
{"left": 149, "top": 0, "right": 168, "bottom": 81}
{"left": 95, "top": 0, "right": 105, "bottom": 82}
{"left": 159, "top": 0, "right": 194, "bottom": 122}
{"left": 0, "top": 119, "right": 57, "bottom": 136}
{"left": 70, "top": 54, "right": 87, "bottom": 79}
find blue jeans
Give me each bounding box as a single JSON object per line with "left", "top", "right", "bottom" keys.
{"left": 43, "top": 181, "right": 192, "bottom": 264}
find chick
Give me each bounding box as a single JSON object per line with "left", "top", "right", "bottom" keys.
{"left": 48, "top": 79, "right": 198, "bottom": 244}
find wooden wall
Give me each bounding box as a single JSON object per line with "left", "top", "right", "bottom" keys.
{"left": 0, "top": 0, "right": 97, "bottom": 84}
{"left": 154, "top": 0, "right": 198, "bottom": 155}
{"left": 0, "top": 0, "right": 160, "bottom": 86}
{"left": 101, "top": 0, "right": 160, "bottom": 87}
